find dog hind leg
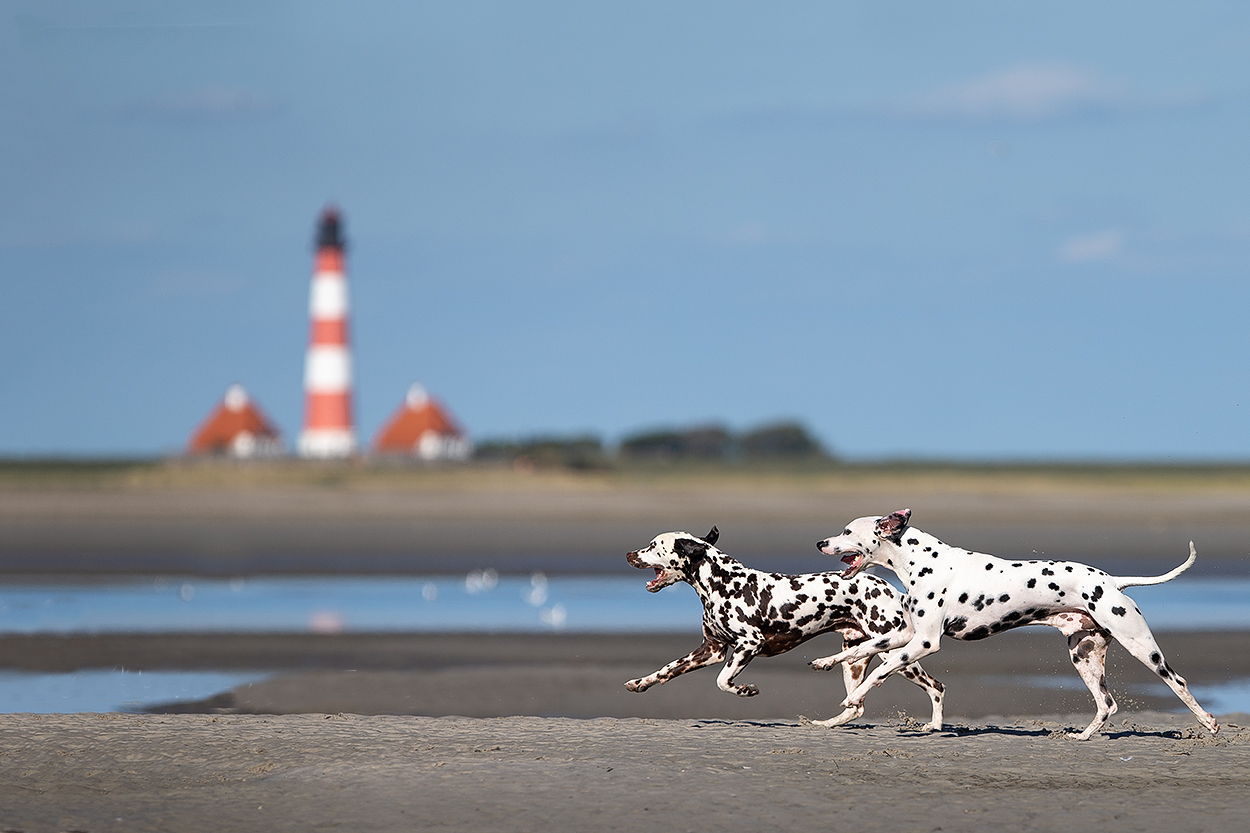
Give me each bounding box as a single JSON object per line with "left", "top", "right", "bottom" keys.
{"left": 1065, "top": 629, "right": 1116, "bottom": 740}
{"left": 1111, "top": 619, "right": 1219, "bottom": 734}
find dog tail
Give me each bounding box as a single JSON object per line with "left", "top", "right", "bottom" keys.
{"left": 1113, "top": 541, "right": 1197, "bottom": 589}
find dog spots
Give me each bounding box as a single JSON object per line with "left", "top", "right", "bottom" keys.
{"left": 944, "top": 617, "right": 968, "bottom": 634}
{"left": 998, "top": 594, "right": 1010, "bottom": 603}
{"left": 958, "top": 593, "right": 969, "bottom": 604}
{"left": 1027, "top": 578, "right": 1036, "bottom": 588}
{"left": 965, "top": 626, "right": 991, "bottom": 641}
{"left": 922, "top": 641, "right": 931, "bottom": 649}
{"left": 1041, "top": 568, "right": 1054, "bottom": 576}
{"left": 985, "top": 563, "right": 993, "bottom": 571}
{"left": 1048, "top": 582, "right": 1060, "bottom": 591}
{"left": 1111, "top": 606, "right": 1126, "bottom": 617}
{"left": 1065, "top": 566, "right": 1074, "bottom": 572}
{"left": 918, "top": 567, "right": 933, "bottom": 578}
{"left": 937, "top": 598, "right": 944, "bottom": 607}
{"left": 1150, "top": 651, "right": 1161, "bottom": 664}
{"left": 1091, "top": 585, "right": 1104, "bottom": 602}
{"left": 926, "top": 592, "right": 935, "bottom": 599}
{"left": 907, "top": 538, "right": 920, "bottom": 545}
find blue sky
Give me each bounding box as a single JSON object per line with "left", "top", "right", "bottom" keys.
{"left": 3, "top": 1, "right": 1250, "bottom": 459}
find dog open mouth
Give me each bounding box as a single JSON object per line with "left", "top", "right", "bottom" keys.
{"left": 644, "top": 568, "right": 671, "bottom": 592}
{"left": 837, "top": 552, "right": 865, "bottom": 577}
{"left": 627, "top": 551, "right": 672, "bottom": 592}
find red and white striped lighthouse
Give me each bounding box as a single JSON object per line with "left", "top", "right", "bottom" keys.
{"left": 298, "top": 206, "right": 357, "bottom": 458}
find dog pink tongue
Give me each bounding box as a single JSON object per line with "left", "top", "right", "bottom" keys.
{"left": 841, "top": 555, "right": 856, "bottom": 566}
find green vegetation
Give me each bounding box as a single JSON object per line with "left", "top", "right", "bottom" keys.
{"left": 618, "top": 421, "right": 827, "bottom": 462}
{"left": 3, "top": 453, "right": 1250, "bottom": 495}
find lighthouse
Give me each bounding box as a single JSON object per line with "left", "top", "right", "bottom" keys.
{"left": 298, "top": 206, "right": 357, "bottom": 458}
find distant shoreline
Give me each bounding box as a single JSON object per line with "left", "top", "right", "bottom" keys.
{"left": 2, "top": 461, "right": 1249, "bottom": 576}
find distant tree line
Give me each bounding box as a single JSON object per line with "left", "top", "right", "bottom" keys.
{"left": 474, "top": 421, "right": 830, "bottom": 469}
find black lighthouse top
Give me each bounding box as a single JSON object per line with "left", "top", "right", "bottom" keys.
{"left": 315, "top": 206, "right": 346, "bottom": 251}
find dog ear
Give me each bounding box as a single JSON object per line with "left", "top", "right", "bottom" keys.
{"left": 875, "top": 509, "right": 912, "bottom": 544}
{"left": 701, "top": 526, "right": 719, "bottom": 546}
{"left": 673, "top": 536, "right": 709, "bottom": 562}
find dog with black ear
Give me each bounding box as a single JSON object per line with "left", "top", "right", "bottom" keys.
{"left": 624, "top": 527, "right": 948, "bottom": 729}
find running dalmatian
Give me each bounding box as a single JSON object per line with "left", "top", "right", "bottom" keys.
{"left": 625, "top": 526, "right": 946, "bottom": 729}
{"left": 813, "top": 509, "right": 1218, "bottom": 740}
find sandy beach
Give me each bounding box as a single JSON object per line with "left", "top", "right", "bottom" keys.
{"left": 2, "top": 711, "right": 1247, "bottom": 832}
{"left": 3, "top": 465, "right": 1250, "bottom": 830}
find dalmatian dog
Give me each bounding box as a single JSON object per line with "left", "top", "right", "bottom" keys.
{"left": 813, "top": 509, "right": 1219, "bottom": 740}
{"left": 624, "top": 526, "right": 946, "bottom": 729}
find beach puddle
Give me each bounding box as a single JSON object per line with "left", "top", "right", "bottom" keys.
{"left": 0, "top": 670, "right": 269, "bottom": 714}
{"left": 1016, "top": 674, "right": 1250, "bottom": 715}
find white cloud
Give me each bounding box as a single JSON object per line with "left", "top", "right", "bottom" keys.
{"left": 904, "top": 63, "right": 1126, "bottom": 121}
{"left": 1058, "top": 229, "right": 1125, "bottom": 264}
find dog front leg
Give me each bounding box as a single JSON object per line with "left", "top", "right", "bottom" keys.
{"left": 810, "top": 656, "right": 870, "bottom": 728}
{"left": 625, "top": 639, "right": 726, "bottom": 692}
{"left": 841, "top": 632, "right": 941, "bottom": 709}
{"left": 811, "top": 628, "right": 913, "bottom": 671}
{"left": 716, "top": 642, "right": 763, "bottom": 696}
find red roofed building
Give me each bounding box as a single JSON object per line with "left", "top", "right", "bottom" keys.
{"left": 372, "top": 384, "right": 471, "bottom": 460}
{"left": 187, "top": 384, "right": 285, "bottom": 458}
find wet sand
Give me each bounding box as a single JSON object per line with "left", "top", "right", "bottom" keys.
{"left": 1, "top": 630, "right": 1245, "bottom": 721}
{"left": 2, "top": 711, "right": 1247, "bottom": 832}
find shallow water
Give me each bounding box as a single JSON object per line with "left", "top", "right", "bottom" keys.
{"left": 0, "top": 670, "right": 269, "bottom": 714}
{"left": 0, "top": 573, "right": 1246, "bottom": 634}
{"left": 0, "top": 573, "right": 1247, "bottom": 713}
{"left": 5, "top": 669, "right": 1249, "bottom": 716}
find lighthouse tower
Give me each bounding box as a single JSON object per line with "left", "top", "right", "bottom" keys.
{"left": 298, "top": 206, "right": 357, "bottom": 458}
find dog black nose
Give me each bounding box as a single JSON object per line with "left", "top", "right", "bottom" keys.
{"left": 816, "top": 539, "right": 828, "bottom": 550}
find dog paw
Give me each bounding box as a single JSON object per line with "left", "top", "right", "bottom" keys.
{"left": 810, "top": 657, "right": 838, "bottom": 671}
{"left": 624, "top": 679, "right": 651, "bottom": 693}
{"left": 736, "top": 684, "right": 760, "bottom": 697}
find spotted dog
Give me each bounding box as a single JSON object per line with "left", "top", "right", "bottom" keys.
{"left": 813, "top": 509, "right": 1218, "bottom": 740}
{"left": 624, "top": 527, "right": 946, "bottom": 729}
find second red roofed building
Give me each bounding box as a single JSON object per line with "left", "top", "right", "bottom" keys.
{"left": 372, "top": 384, "right": 471, "bottom": 460}
{"left": 187, "top": 384, "right": 284, "bottom": 458}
